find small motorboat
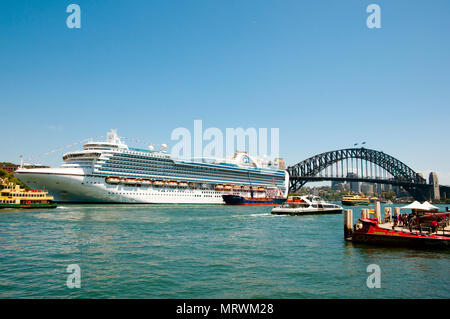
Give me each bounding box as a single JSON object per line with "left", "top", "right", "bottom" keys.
{"left": 271, "top": 195, "right": 342, "bottom": 215}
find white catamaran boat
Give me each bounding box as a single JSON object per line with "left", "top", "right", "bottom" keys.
{"left": 15, "top": 130, "right": 289, "bottom": 204}
{"left": 271, "top": 195, "right": 343, "bottom": 215}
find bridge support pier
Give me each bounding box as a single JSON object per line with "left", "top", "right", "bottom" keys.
{"left": 429, "top": 172, "right": 440, "bottom": 201}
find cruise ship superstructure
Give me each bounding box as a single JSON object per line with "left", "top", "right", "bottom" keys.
{"left": 15, "top": 130, "right": 289, "bottom": 204}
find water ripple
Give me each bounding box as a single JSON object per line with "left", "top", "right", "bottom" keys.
{"left": 0, "top": 203, "right": 449, "bottom": 298}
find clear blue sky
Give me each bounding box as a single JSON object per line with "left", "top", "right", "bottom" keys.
{"left": 1, "top": 1, "right": 449, "bottom": 184}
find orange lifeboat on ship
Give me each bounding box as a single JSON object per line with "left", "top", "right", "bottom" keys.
{"left": 123, "top": 178, "right": 137, "bottom": 185}
{"left": 106, "top": 177, "right": 120, "bottom": 184}
{"left": 141, "top": 179, "right": 152, "bottom": 185}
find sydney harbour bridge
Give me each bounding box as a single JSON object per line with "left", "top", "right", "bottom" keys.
{"left": 287, "top": 147, "right": 449, "bottom": 202}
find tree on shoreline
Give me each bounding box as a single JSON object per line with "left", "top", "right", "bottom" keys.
{"left": 0, "top": 169, "right": 30, "bottom": 190}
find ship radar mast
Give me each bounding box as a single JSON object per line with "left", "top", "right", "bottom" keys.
{"left": 106, "top": 129, "right": 122, "bottom": 144}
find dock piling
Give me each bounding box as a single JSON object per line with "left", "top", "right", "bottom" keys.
{"left": 360, "top": 208, "right": 367, "bottom": 219}
{"left": 375, "top": 201, "right": 381, "bottom": 223}
{"left": 344, "top": 209, "right": 353, "bottom": 239}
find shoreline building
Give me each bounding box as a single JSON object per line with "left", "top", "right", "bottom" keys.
{"left": 0, "top": 163, "right": 49, "bottom": 173}
{"left": 360, "top": 183, "right": 374, "bottom": 196}
{"left": 347, "top": 172, "right": 360, "bottom": 193}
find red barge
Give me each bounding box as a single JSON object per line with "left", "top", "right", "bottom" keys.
{"left": 351, "top": 218, "right": 450, "bottom": 248}
{"left": 222, "top": 194, "right": 285, "bottom": 205}
{"left": 222, "top": 185, "right": 286, "bottom": 205}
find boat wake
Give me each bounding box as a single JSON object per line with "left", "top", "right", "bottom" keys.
{"left": 231, "top": 213, "right": 272, "bottom": 218}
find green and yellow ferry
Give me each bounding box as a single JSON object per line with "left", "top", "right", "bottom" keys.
{"left": 0, "top": 178, "right": 57, "bottom": 209}
{"left": 341, "top": 194, "right": 370, "bottom": 206}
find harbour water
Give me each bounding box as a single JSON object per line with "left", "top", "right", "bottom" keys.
{"left": 0, "top": 203, "right": 449, "bottom": 298}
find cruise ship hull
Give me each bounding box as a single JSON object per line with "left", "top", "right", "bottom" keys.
{"left": 15, "top": 170, "right": 227, "bottom": 204}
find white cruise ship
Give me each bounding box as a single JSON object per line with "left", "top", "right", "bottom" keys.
{"left": 15, "top": 130, "right": 289, "bottom": 204}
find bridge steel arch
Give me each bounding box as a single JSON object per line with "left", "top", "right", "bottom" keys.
{"left": 287, "top": 148, "right": 428, "bottom": 200}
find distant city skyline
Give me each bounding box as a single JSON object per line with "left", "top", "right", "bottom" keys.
{"left": 1, "top": 1, "right": 449, "bottom": 184}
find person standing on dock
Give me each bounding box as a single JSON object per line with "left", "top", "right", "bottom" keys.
{"left": 431, "top": 220, "right": 438, "bottom": 234}
{"left": 387, "top": 209, "right": 392, "bottom": 223}
{"left": 393, "top": 214, "right": 398, "bottom": 228}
